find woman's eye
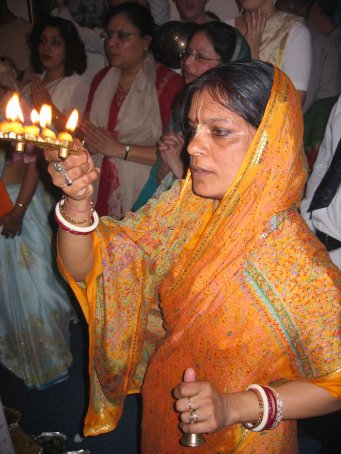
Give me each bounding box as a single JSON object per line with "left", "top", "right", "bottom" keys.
{"left": 185, "top": 126, "right": 196, "bottom": 139}
{"left": 211, "top": 128, "right": 230, "bottom": 137}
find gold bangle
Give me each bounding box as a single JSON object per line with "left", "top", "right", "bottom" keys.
{"left": 16, "top": 202, "right": 29, "bottom": 209}
{"left": 59, "top": 204, "right": 88, "bottom": 225}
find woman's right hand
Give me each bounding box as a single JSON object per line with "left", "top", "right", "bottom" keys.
{"left": 243, "top": 9, "right": 268, "bottom": 59}
{"left": 158, "top": 132, "right": 185, "bottom": 179}
{"left": 44, "top": 139, "right": 100, "bottom": 204}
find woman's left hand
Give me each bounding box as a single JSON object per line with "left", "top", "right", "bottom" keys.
{"left": 31, "top": 75, "right": 53, "bottom": 109}
{"left": 79, "top": 119, "right": 121, "bottom": 157}
{"left": 173, "top": 368, "right": 228, "bottom": 434}
{"left": 0, "top": 208, "right": 25, "bottom": 239}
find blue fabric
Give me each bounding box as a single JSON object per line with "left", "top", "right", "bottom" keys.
{"left": 0, "top": 176, "right": 76, "bottom": 389}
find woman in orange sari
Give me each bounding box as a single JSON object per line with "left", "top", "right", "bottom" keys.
{"left": 44, "top": 60, "right": 340, "bottom": 453}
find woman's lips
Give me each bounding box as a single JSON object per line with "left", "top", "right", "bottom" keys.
{"left": 191, "top": 166, "right": 212, "bottom": 176}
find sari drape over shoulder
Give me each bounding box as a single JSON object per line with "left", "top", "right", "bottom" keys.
{"left": 59, "top": 67, "right": 341, "bottom": 452}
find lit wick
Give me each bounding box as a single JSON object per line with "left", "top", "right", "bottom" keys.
{"left": 0, "top": 93, "right": 25, "bottom": 151}
{"left": 39, "top": 104, "right": 56, "bottom": 141}
{"left": 57, "top": 109, "right": 79, "bottom": 159}
{"left": 24, "top": 109, "right": 40, "bottom": 139}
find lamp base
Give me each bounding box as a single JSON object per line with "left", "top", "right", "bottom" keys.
{"left": 180, "top": 432, "right": 206, "bottom": 447}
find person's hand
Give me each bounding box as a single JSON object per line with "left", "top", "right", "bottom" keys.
{"left": 79, "top": 119, "right": 120, "bottom": 157}
{"left": 243, "top": 9, "right": 268, "bottom": 59}
{"left": 157, "top": 132, "right": 185, "bottom": 179}
{"left": 173, "top": 368, "right": 229, "bottom": 435}
{"left": 44, "top": 139, "right": 100, "bottom": 202}
{"left": 31, "top": 75, "right": 53, "bottom": 110}
{"left": 0, "top": 207, "right": 25, "bottom": 239}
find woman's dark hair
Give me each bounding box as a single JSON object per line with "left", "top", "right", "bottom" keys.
{"left": 104, "top": 2, "right": 155, "bottom": 36}
{"left": 188, "top": 22, "right": 251, "bottom": 63}
{"left": 181, "top": 61, "right": 274, "bottom": 134}
{"left": 28, "top": 17, "right": 87, "bottom": 76}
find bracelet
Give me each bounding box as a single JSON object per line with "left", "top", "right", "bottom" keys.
{"left": 263, "top": 386, "right": 276, "bottom": 430}
{"left": 243, "top": 384, "right": 269, "bottom": 432}
{"left": 265, "top": 386, "right": 283, "bottom": 430}
{"left": 55, "top": 198, "right": 99, "bottom": 235}
{"left": 124, "top": 144, "right": 130, "bottom": 161}
{"left": 16, "top": 201, "right": 29, "bottom": 209}
{"left": 59, "top": 203, "right": 88, "bottom": 225}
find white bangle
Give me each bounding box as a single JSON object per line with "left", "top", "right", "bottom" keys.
{"left": 244, "top": 384, "right": 269, "bottom": 432}
{"left": 55, "top": 198, "right": 99, "bottom": 235}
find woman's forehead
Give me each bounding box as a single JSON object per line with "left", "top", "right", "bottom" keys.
{"left": 188, "top": 90, "right": 240, "bottom": 125}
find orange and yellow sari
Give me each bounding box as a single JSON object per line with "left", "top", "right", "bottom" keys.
{"left": 59, "top": 67, "right": 341, "bottom": 453}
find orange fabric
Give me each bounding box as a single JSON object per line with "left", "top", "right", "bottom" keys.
{"left": 0, "top": 178, "right": 13, "bottom": 217}
{"left": 58, "top": 67, "right": 341, "bottom": 451}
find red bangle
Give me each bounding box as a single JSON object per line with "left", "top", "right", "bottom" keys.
{"left": 263, "top": 386, "right": 276, "bottom": 430}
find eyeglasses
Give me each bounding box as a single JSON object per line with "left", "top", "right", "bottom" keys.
{"left": 179, "top": 49, "right": 221, "bottom": 63}
{"left": 100, "top": 29, "right": 142, "bottom": 42}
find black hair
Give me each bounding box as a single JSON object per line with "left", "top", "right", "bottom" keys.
{"left": 205, "top": 10, "right": 221, "bottom": 21}
{"left": 189, "top": 22, "right": 251, "bottom": 64}
{"left": 104, "top": 2, "right": 155, "bottom": 36}
{"left": 28, "top": 17, "right": 87, "bottom": 76}
{"left": 181, "top": 60, "right": 274, "bottom": 136}
{"left": 313, "top": 0, "right": 338, "bottom": 17}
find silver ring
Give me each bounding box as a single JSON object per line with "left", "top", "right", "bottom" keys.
{"left": 189, "top": 410, "right": 198, "bottom": 424}
{"left": 54, "top": 162, "right": 65, "bottom": 174}
{"left": 64, "top": 173, "right": 73, "bottom": 187}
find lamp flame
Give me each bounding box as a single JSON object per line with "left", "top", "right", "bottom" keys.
{"left": 6, "top": 93, "right": 24, "bottom": 122}
{"left": 31, "top": 109, "right": 39, "bottom": 124}
{"left": 65, "top": 109, "right": 79, "bottom": 132}
{"left": 39, "top": 104, "right": 52, "bottom": 128}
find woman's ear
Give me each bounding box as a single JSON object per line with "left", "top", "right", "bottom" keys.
{"left": 143, "top": 35, "right": 152, "bottom": 52}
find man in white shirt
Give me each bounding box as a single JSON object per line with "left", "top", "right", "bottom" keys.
{"left": 300, "top": 95, "right": 341, "bottom": 269}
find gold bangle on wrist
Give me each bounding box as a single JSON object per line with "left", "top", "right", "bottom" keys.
{"left": 16, "top": 202, "right": 29, "bottom": 209}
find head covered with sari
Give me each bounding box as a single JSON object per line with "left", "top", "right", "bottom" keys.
{"left": 60, "top": 62, "right": 340, "bottom": 451}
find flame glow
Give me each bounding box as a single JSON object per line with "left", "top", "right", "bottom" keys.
{"left": 65, "top": 109, "right": 79, "bottom": 132}
{"left": 6, "top": 93, "right": 24, "bottom": 122}
{"left": 39, "top": 104, "right": 52, "bottom": 128}
{"left": 31, "top": 109, "right": 40, "bottom": 124}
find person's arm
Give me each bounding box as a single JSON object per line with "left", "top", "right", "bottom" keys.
{"left": 51, "top": 2, "right": 105, "bottom": 55}
{"left": 79, "top": 119, "right": 158, "bottom": 165}
{"left": 0, "top": 160, "right": 39, "bottom": 238}
{"left": 44, "top": 142, "right": 100, "bottom": 281}
{"left": 282, "top": 21, "right": 312, "bottom": 106}
{"left": 174, "top": 368, "right": 341, "bottom": 435}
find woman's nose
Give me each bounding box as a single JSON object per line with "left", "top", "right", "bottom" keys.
{"left": 187, "top": 131, "right": 207, "bottom": 157}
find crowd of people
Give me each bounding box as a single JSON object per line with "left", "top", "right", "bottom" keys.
{"left": 0, "top": 0, "right": 340, "bottom": 453}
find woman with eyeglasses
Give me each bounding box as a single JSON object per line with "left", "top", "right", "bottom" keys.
{"left": 133, "top": 22, "right": 251, "bottom": 209}
{"left": 79, "top": 3, "right": 183, "bottom": 219}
